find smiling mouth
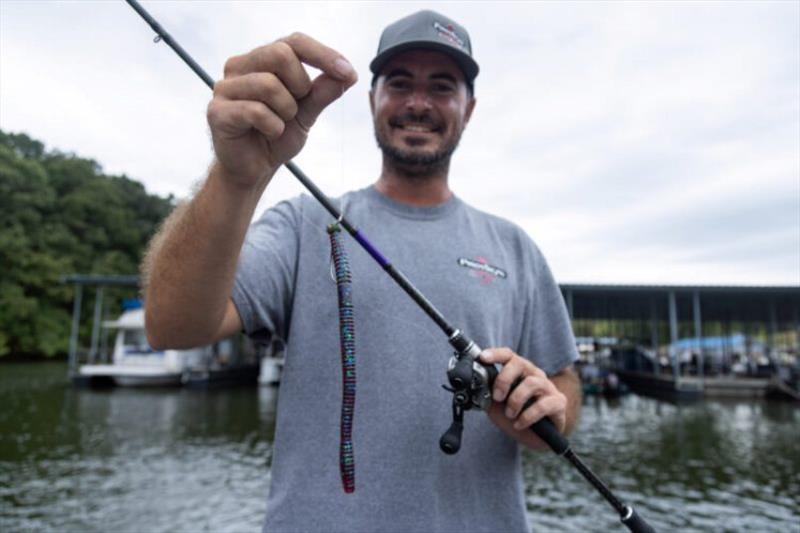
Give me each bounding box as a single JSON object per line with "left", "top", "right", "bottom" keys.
{"left": 400, "top": 125, "right": 436, "bottom": 133}
{"left": 389, "top": 117, "right": 440, "bottom": 134}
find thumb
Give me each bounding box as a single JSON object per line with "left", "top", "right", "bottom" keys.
{"left": 295, "top": 72, "right": 356, "bottom": 131}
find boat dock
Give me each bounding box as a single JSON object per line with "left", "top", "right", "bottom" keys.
{"left": 63, "top": 274, "right": 261, "bottom": 388}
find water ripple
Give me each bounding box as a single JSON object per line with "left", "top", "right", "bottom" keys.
{"left": 1, "top": 364, "right": 798, "bottom": 532}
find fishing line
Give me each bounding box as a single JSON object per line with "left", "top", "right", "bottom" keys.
{"left": 123, "top": 2, "right": 655, "bottom": 531}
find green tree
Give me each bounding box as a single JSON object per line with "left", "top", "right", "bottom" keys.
{"left": 0, "top": 130, "right": 173, "bottom": 357}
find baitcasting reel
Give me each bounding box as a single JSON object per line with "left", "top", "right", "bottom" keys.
{"left": 439, "top": 332, "right": 497, "bottom": 454}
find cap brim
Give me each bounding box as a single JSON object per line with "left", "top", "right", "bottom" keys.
{"left": 369, "top": 41, "right": 479, "bottom": 82}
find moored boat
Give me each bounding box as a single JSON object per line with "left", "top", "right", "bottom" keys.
{"left": 75, "top": 302, "right": 208, "bottom": 387}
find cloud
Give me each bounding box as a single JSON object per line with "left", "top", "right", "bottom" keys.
{"left": 1, "top": 0, "right": 797, "bottom": 285}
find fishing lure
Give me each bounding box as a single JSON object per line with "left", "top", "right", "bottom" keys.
{"left": 328, "top": 222, "right": 356, "bottom": 493}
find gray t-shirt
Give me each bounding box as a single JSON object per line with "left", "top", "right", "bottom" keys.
{"left": 233, "top": 185, "right": 578, "bottom": 533}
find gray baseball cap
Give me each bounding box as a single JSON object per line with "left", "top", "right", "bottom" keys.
{"left": 369, "top": 10, "right": 479, "bottom": 84}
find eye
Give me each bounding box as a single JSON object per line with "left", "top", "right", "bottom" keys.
{"left": 387, "top": 78, "right": 411, "bottom": 91}
{"left": 432, "top": 82, "right": 455, "bottom": 95}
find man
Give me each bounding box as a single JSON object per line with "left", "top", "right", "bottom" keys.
{"left": 143, "top": 10, "right": 580, "bottom": 532}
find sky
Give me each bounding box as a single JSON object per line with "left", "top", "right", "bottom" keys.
{"left": 1, "top": 0, "right": 798, "bottom": 286}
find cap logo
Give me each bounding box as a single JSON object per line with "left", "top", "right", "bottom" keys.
{"left": 433, "top": 21, "right": 465, "bottom": 49}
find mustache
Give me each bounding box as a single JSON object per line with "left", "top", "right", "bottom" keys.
{"left": 388, "top": 113, "right": 439, "bottom": 129}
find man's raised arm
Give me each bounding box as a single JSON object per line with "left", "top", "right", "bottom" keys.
{"left": 140, "top": 33, "right": 357, "bottom": 349}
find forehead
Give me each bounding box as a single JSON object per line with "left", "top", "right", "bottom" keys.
{"left": 379, "top": 49, "right": 466, "bottom": 82}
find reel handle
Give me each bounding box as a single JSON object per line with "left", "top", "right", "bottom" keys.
{"left": 439, "top": 420, "right": 463, "bottom": 455}
{"left": 439, "top": 398, "right": 465, "bottom": 455}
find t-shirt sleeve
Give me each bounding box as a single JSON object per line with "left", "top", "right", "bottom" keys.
{"left": 517, "top": 239, "right": 579, "bottom": 376}
{"left": 231, "top": 198, "right": 300, "bottom": 342}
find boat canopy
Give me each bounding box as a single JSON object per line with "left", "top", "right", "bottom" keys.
{"left": 103, "top": 308, "right": 145, "bottom": 330}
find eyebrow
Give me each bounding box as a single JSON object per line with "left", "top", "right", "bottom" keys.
{"left": 430, "top": 73, "right": 458, "bottom": 85}
{"left": 384, "top": 68, "right": 460, "bottom": 84}
{"left": 384, "top": 68, "right": 413, "bottom": 80}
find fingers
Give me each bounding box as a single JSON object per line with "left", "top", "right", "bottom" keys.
{"left": 224, "top": 33, "right": 357, "bottom": 98}
{"left": 504, "top": 375, "right": 549, "bottom": 420}
{"left": 479, "top": 347, "right": 568, "bottom": 434}
{"left": 480, "top": 347, "right": 545, "bottom": 402}
{"left": 218, "top": 33, "right": 358, "bottom": 136}
{"left": 224, "top": 40, "right": 313, "bottom": 99}
{"left": 207, "top": 99, "right": 285, "bottom": 140}
{"left": 214, "top": 73, "right": 298, "bottom": 122}
{"left": 294, "top": 73, "right": 346, "bottom": 131}
{"left": 283, "top": 32, "right": 358, "bottom": 130}
{"left": 281, "top": 32, "right": 357, "bottom": 86}
{"left": 513, "top": 393, "right": 567, "bottom": 432}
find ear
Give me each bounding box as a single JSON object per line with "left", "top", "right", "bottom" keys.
{"left": 368, "top": 89, "right": 375, "bottom": 116}
{"left": 464, "top": 97, "right": 476, "bottom": 126}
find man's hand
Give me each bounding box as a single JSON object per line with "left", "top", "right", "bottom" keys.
{"left": 207, "top": 32, "right": 358, "bottom": 188}
{"left": 479, "top": 347, "right": 580, "bottom": 451}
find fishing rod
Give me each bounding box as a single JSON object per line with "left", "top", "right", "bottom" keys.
{"left": 123, "top": 1, "right": 654, "bottom": 531}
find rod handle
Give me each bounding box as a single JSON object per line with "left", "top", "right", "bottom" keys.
{"left": 621, "top": 506, "right": 656, "bottom": 533}
{"left": 530, "top": 417, "right": 570, "bottom": 455}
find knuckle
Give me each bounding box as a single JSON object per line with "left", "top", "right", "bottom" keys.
{"left": 555, "top": 392, "right": 567, "bottom": 407}
{"left": 284, "top": 97, "right": 299, "bottom": 119}
{"left": 206, "top": 99, "right": 224, "bottom": 124}
{"left": 259, "top": 71, "right": 279, "bottom": 89}
{"left": 261, "top": 114, "right": 285, "bottom": 138}
{"left": 525, "top": 404, "right": 543, "bottom": 421}
{"left": 548, "top": 395, "right": 563, "bottom": 411}
{"left": 254, "top": 72, "right": 279, "bottom": 98}
{"left": 212, "top": 78, "right": 227, "bottom": 98}
{"left": 286, "top": 31, "right": 306, "bottom": 43}
{"left": 223, "top": 55, "right": 241, "bottom": 78}
{"left": 271, "top": 41, "right": 294, "bottom": 67}
{"left": 495, "top": 373, "right": 511, "bottom": 389}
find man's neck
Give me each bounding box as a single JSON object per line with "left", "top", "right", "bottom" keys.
{"left": 374, "top": 160, "right": 453, "bottom": 207}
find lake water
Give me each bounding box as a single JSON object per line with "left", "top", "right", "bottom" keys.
{"left": 1, "top": 363, "right": 798, "bottom": 532}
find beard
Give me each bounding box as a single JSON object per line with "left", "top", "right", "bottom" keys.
{"left": 374, "top": 113, "right": 464, "bottom": 178}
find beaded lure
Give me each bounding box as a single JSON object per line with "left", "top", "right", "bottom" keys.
{"left": 327, "top": 222, "right": 356, "bottom": 493}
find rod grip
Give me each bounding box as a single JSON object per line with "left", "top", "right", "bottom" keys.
{"left": 530, "top": 417, "right": 570, "bottom": 455}
{"left": 621, "top": 506, "right": 656, "bottom": 533}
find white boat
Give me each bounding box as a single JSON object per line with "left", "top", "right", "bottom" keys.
{"left": 78, "top": 307, "right": 208, "bottom": 387}
{"left": 258, "top": 338, "right": 285, "bottom": 386}
{"left": 258, "top": 356, "right": 284, "bottom": 386}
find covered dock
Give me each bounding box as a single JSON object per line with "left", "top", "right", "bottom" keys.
{"left": 561, "top": 284, "right": 800, "bottom": 397}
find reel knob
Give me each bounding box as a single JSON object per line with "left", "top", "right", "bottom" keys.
{"left": 440, "top": 398, "right": 465, "bottom": 455}
{"left": 439, "top": 420, "right": 463, "bottom": 454}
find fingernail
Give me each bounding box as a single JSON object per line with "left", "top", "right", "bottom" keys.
{"left": 493, "top": 389, "right": 503, "bottom": 402}
{"left": 513, "top": 421, "right": 523, "bottom": 430}
{"left": 480, "top": 350, "right": 492, "bottom": 362}
{"left": 505, "top": 408, "right": 514, "bottom": 418}
{"left": 334, "top": 58, "right": 355, "bottom": 79}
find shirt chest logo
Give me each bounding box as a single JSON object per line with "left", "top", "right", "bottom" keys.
{"left": 457, "top": 257, "right": 507, "bottom": 284}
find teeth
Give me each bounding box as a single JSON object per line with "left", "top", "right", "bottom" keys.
{"left": 402, "top": 125, "right": 434, "bottom": 132}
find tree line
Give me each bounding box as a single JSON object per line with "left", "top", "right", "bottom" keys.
{"left": 0, "top": 130, "right": 173, "bottom": 358}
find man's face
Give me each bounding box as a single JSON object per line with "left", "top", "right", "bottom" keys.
{"left": 370, "top": 49, "right": 475, "bottom": 174}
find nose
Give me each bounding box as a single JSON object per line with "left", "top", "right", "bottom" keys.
{"left": 404, "top": 88, "right": 432, "bottom": 113}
